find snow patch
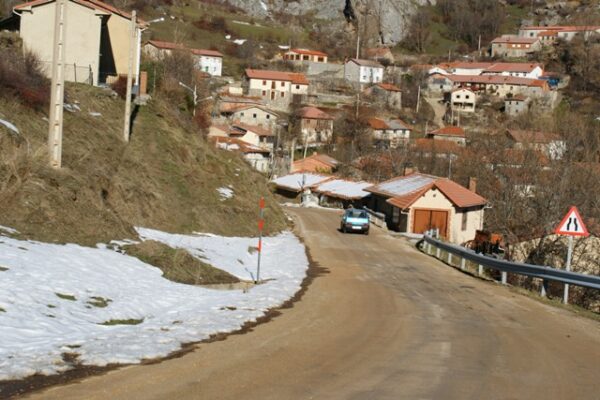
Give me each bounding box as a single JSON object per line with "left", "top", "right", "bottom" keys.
{"left": 0, "top": 225, "right": 18, "bottom": 235}
{"left": 0, "top": 119, "right": 19, "bottom": 135}
{"left": 217, "top": 187, "right": 234, "bottom": 200}
{"left": 0, "top": 230, "right": 308, "bottom": 380}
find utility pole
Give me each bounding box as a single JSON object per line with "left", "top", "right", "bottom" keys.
{"left": 356, "top": 34, "right": 360, "bottom": 59}
{"left": 123, "top": 10, "right": 137, "bottom": 142}
{"left": 48, "top": 0, "right": 67, "bottom": 169}
{"left": 416, "top": 85, "right": 421, "bottom": 113}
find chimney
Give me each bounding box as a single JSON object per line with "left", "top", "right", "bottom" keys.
{"left": 403, "top": 164, "right": 417, "bottom": 176}
{"left": 468, "top": 177, "right": 478, "bottom": 193}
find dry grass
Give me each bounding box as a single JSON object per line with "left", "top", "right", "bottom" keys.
{"left": 0, "top": 83, "right": 287, "bottom": 246}
{"left": 125, "top": 240, "right": 239, "bottom": 285}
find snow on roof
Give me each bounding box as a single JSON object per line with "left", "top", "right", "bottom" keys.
{"left": 367, "top": 173, "right": 437, "bottom": 198}
{"left": 272, "top": 172, "right": 331, "bottom": 192}
{"left": 311, "top": 179, "right": 373, "bottom": 200}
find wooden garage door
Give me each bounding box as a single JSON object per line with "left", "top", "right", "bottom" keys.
{"left": 413, "top": 209, "right": 449, "bottom": 238}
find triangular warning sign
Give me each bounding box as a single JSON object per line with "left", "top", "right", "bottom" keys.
{"left": 554, "top": 206, "right": 589, "bottom": 237}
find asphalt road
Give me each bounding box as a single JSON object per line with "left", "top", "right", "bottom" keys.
{"left": 24, "top": 207, "right": 600, "bottom": 399}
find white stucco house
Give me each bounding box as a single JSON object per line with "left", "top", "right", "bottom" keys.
{"left": 450, "top": 88, "right": 476, "bottom": 113}
{"left": 344, "top": 58, "right": 384, "bottom": 85}
{"left": 192, "top": 49, "right": 223, "bottom": 77}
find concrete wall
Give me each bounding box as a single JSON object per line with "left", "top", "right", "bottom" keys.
{"left": 232, "top": 107, "right": 277, "bottom": 126}
{"left": 19, "top": 1, "right": 102, "bottom": 85}
{"left": 106, "top": 13, "right": 139, "bottom": 81}
{"left": 300, "top": 118, "right": 333, "bottom": 144}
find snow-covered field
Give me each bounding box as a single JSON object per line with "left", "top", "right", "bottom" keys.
{"left": 0, "top": 228, "right": 308, "bottom": 381}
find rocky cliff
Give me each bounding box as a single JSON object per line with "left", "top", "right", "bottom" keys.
{"left": 222, "top": 0, "right": 434, "bottom": 45}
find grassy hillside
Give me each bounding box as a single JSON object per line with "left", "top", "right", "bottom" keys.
{"left": 0, "top": 84, "right": 287, "bottom": 246}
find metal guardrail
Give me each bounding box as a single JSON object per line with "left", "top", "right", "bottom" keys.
{"left": 421, "top": 235, "right": 600, "bottom": 291}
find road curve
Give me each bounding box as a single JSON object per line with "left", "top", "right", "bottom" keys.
{"left": 24, "top": 207, "right": 600, "bottom": 400}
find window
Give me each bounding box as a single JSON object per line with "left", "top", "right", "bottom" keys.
{"left": 263, "top": 80, "right": 267, "bottom": 86}
{"left": 240, "top": 112, "right": 244, "bottom": 116}
{"left": 281, "top": 82, "right": 285, "bottom": 87}
{"left": 465, "top": 95, "right": 470, "bottom": 99}
{"left": 253, "top": 113, "right": 257, "bottom": 119}
{"left": 296, "top": 85, "right": 300, "bottom": 89}
{"left": 266, "top": 115, "right": 270, "bottom": 120}
{"left": 461, "top": 212, "right": 468, "bottom": 231}
{"left": 262, "top": 90, "right": 266, "bottom": 96}
{"left": 456, "top": 95, "right": 461, "bottom": 99}
{"left": 281, "top": 92, "right": 285, "bottom": 97}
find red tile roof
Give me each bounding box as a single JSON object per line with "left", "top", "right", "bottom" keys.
{"left": 298, "top": 106, "right": 334, "bottom": 120}
{"left": 292, "top": 153, "right": 339, "bottom": 173}
{"left": 146, "top": 40, "right": 185, "bottom": 50}
{"left": 367, "top": 173, "right": 486, "bottom": 209}
{"left": 15, "top": 0, "right": 141, "bottom": 22}
{"left": 288, "top": 48, "right": 327, "bottom": 57}
{"left": 212, "top": 137, "right": 271, "bottom": 154}
{"left": 412, "top": 138, "right": 463, "bottom": 155}
{"left": 429, "top": 126, "right": 465, "bottom": 138}
{"left": 245, "top": 69, "right": 309, "bottom": 85}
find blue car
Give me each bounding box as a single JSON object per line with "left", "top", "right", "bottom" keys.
{"left": 340, "top": 208, "right": 370, "bottom": 235}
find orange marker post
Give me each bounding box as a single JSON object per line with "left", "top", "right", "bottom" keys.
{"left": 256, "top": 197, "right": 265, "bottom": 283}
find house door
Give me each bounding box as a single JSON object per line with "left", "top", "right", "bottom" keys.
{"left": 413, "top": 209, "right": 449, "bottom": 237}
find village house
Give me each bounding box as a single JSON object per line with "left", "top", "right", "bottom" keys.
{"left": 505, "top": 129, "right": 566, "bottom": 160}
{"left": 208, "top": 123, "right": 229, "bottom": 138}
{"left": 368, "top": 118, "right": 412, "bottom": 149}
{"left": 144, "top": 40, "right": 223, "bottom": 76}
{"left": 310, "top": 178, "right": 373, "bottom": 209}
{"left": 412, "top": 138, "right": 463, "bottom": 160}
{"left": 244, "top": 69, "right": 309, "bottom": 110}
{"left": 292, "top": 153, "right": 339, "bottom": 174}
{"left": 283, "top": 48, "right": 328, "bottom": 63}
{"left": 213, "top": 137, "right": 271, "bottom": 173}
{"left": 490, "top": 35, "right": 541, "bottom": 58}
{"left": 344, "top": 58, "right": 384, "bottom": 85}
{"left": 365, "top": 173, "right": 487, "bottom": 244}
{"left": 429, "top": 74, "right": 549, "bottom": 98}
{"left": 518, "top": 25, "right": 600, "bottom": 41}
{"left": 431, "top": 62, "right": 544, "bottom": 79}
{"left": 218, "top": 94, "right": 263, "bottom": 115}
{"left": 5, "top": 0, "right": 144, "bottom": 86}
{"left": 449, "top": 88, "right": 476, "bottom": 113}
{"left": 297, "top": 106, "right": 334, "bottom": 146}
{"left": 229, "top": 123, "right": 275, "bottom": 150}
{"left": 364, "top": 83, "right": 402, "bottom": 110}
{"left": 191, "top": 48, "right": 223, "bottom": 77}
{"left": 504, "top": 95, "right": 530, "bottom": 116}
{"left": 230, "top": 105, "right": 279, "bottom": 127}
{"left": 426, "top": 126, "right": 466, "bottom": 146}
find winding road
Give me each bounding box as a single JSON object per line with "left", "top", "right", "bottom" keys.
{"left": 24, "top": 207, "right": 600, "bottom": 399}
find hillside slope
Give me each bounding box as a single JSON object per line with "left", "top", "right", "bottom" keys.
{"left": 0, "top": 84, "right": 287, "bottom": 246}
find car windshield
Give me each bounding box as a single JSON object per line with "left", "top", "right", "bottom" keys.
{"left": 347, "top": 210, "right": 367, "bottom": 219}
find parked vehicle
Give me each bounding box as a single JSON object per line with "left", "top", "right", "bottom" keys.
{"left": 340, "top": 208, "right": 370, "bottom": 234}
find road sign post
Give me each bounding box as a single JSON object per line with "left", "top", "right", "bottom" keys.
{"left": 554, "top": 206, "right": 589, "bottom": 304}
{"left": 256, "top": 197, "right": 265, "bottom": 284}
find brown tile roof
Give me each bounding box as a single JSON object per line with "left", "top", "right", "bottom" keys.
{"left": 231, "top": 123, "right": 274, "bottom": 137}
{"left": 288, "top": 48, "right": 327, "bottom": 57}
{"left": 483, "top": 62, "right": 542, "bottom": 73}
{"left": 506, "top": 129, "right": 562, "bottom": 144}
{"left": 366, "top": 173, "right": 486, "bottom": 209}
{"left": 412, "top": 138, "right": 463, "bottom": 154}
{"left": 439, "top": 62, "right": 494, "bottom": 70}
{"left": 292, "top": 153, "right": 339, "bottom": 173}
{"left": 506, "top": 94, "right": 528, "bottom": 101}
{"left": 298, "top": 106, "right": 334, "bottom": 120}
{"left": 15, "top": 0, "right": 142, "bottom": 22}
{"left": 429, "top": 126, "right": 465, "bottom": 138}
{"left": 376, "top": 83, "right": 401, "bottom": 92}
{"left": 245, "top": 69, "right": 309, "bottom": 85}
{"left": 191, "top": 48, "right": 223, "bottom": 57}
{"left": 446, "top": 74, "right": 549, "bottom": 89}
{"left": 146, "top": 40, "right": 185, "bottom": 50}
{"left": 491, "top": 35, "right": 539, "bottom": 44}
{"left": 368, "top": 117, "right": 389, "bottom": 130}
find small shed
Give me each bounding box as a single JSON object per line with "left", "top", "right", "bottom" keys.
{"left": 365, "top": 173, "right": 486, "bottom": 244}
{"left": 311, "top": 179, "right": 372, "bottom": 208}
{"left": 271, "top": 172, "right": 332, "bottom": 200}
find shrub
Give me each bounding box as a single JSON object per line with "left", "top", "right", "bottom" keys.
{"left": 0, "top": 40, "right": 50, "bottom": 110}
{"left": 110, "top": 75, "right": 128, "bottom": 99}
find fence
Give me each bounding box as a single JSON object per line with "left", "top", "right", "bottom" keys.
{"left": 40, "top": 61, "right": 95, "bottom": 85}
{"left": 420, "top": 234, "right": 600, "bottom": 303}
